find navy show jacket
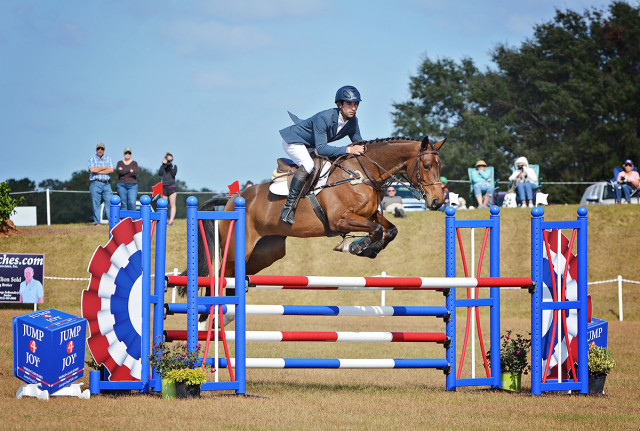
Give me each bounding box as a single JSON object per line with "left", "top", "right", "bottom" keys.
{"left": 279, "top": 108, "right": 362, "bottom": 158}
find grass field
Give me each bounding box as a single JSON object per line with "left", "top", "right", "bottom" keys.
{"left": 1, "top": 204, "right": 639, "bottom": 430}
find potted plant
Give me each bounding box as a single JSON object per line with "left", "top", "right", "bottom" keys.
{"left": 588, "top": 344, "right": 615, "bottom": 395}
{"left": 487, "top": 330, "right": 531, "bottom": 391}
{"left": 149, "top": 340, "right": 206, "bottom": 399}
{"left": 166, "top": 367, "right": 207, "bottom": 398}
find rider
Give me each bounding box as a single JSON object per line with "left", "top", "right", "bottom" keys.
{"left": 279, "top": 85, "right": 366, "bottom": 225}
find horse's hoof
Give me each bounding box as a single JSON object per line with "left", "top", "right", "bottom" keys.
{"left": 333, "top": 239, "right": 351, "bottom": 253}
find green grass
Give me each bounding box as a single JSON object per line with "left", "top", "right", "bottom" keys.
{"left": 0, "top": 204, "right": 638, "bottom": 430}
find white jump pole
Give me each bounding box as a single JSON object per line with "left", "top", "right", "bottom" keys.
{"left": 172, "top": 268, "right": 178, "bottom": 303}
{"left": 618, "top": 275, "right": 623, "bottom": 322}
{"left": 470, "top": 228, "right": 475, "bottom": 380}
{"left": 46, "top": 188, "right": 51, "bottom": 226}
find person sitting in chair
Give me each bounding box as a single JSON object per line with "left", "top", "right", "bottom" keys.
{"left": 470, "top": 160, "right": 494, "bottom": 209}
{"left": 615, "top": 159, "right": 640, "bottom": 204}
{"left": 508, "top": 156, "right": 538, "bottom": 208}
{"left": 381, "top": 186, "right": 406, "bottom": 218}
{"left": 279, "top": 86, "right": 366, "bottom": 225}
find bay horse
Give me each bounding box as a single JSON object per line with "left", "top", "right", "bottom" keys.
{"left": 197, "top": 136, "right": 445, "bottom": 280}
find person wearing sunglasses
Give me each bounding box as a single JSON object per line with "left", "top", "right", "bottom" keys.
{"left": 381, "top": 186, "right": 406, "bottom": 218}
{"left": 159, "top": 152, "right": 178, "bottom": 225}
{"left": 88, "top": 142, "right": 114, "bottom": 224}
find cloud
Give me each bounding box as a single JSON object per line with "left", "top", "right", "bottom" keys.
{"left": 166, "top": 20, "right": 271, "bottom": 55}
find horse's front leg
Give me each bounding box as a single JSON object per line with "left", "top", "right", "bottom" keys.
{"left": 373, "top": 211, "right": 398, "bottom": 250}
{"left": 334, "top": 210, "right": 384, "bottom": 258}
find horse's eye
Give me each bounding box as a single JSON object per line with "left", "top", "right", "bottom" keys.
{"left": 423, "top": 163, "right": 430, "bottom": 170}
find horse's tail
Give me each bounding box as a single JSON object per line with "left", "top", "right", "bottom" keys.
{"left": 176, "top": 195, "right": 232, "bottom": 298}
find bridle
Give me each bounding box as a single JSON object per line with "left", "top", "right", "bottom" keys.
{"left": 350, "top": 143, "right": 441, "bottom": 202}
{"left": 413, "top": 148, "right": 442, "bottom": 200}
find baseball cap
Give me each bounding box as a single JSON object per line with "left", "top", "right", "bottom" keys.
{"left": 624, "top": 159, "right": 634, "bottom": 166}
{"left": 96, "top": 143, "right": 105, "bottom": 149}
{"left": 440, "top": 176, "right": 448, "bottom": 184}
{"left": 475, "top": 160, "right": 487, "bottom": 167}
{"left": 124, "top": 147, "right": 132, "bottom": 153}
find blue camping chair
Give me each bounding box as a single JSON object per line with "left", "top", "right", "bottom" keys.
{"left": 468, "top": 166, "right": 498, "bottom": 206}
{"left": 611, "top": 167, "right": 640, "bottom": 203}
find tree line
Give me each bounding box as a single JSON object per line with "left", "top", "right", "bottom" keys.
{"left": 392, "top": 2, "right": 640, "bottom": 203}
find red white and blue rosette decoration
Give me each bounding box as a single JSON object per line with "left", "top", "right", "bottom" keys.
{"left": 541, "top": 229, "right": 578, "bottom": 379}
{"left": 81, "top": 218, "right": 143, "bottom": 381}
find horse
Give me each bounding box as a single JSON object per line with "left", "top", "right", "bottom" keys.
{"left": 196, "top": 136, "right": 445, "bottom": 282}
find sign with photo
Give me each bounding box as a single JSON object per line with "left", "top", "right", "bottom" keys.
{"left": 0, "top": 253, "right": 45, "bottom": 303}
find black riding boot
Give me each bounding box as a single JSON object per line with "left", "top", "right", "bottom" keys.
{"left": 280, "top": 166, "right": 309, "bottom": 225}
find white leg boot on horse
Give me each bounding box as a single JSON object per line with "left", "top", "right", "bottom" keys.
{"left": 280, "top": 166, "right": 309, "bottom": 225}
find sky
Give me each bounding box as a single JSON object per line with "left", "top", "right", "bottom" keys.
{"left": 0, "top": 0, "right": 618, "bottom": 192}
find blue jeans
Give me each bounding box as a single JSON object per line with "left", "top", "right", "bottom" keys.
{"left": 516, "top": 182, "right": 538, "bottom": 203}
{"left": 117, "top": 183, "right": 138, "bottom": 211}
{"left": 90, "top": 181, "right": 112, "bottom": 224}
{"left": 615, "top": 183, "right": 634, "bottom": 203}
{"left": 473, "top": 182, "right": 494, "bottom": 200}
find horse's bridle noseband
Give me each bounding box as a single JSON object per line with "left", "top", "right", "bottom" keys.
{"left": 413, "top": 148, "right": 442, "bottom": 200}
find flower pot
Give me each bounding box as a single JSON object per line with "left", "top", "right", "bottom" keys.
{"left": 161, "top": 378, "right": 176, "bottom": 399}
{"left": 501, "top": 372, "right": 522, "bottom": 391}
{"left": 175, "top": 381, "right": 201, "bottom": 399}
{"left": 589, "top": 374, "right": 607, "bottom": 395}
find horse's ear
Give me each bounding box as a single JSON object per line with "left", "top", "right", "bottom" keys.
{"left": 432, "top": 138, "right": 446, "bottom": 151}
{"left": 420, "top": 136, "right": 430, "bottom": 151}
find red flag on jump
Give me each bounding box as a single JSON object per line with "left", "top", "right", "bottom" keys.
{"left": 228, "top": 181, "right": 240, "bottom": 196}
{"left": 151, "top": 182, "right": 163, "bottom": 201}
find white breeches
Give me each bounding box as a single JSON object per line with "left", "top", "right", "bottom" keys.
{"left": 282, "top": 140, "right": 314, "bottom": 173}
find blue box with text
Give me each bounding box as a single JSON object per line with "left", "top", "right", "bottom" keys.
{"left": 587, "top": 317, "right": 608, "bottom": 348}
{"left": 13, "top": 309, "right": 87, "bottom": 393}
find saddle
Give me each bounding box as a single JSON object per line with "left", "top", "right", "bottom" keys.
{"left": 273, "top": 156, "right": 327, "bottom": 195}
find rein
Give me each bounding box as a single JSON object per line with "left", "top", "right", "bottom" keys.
{"left": 312, "top": 141, "right": 442, "bottom": 203}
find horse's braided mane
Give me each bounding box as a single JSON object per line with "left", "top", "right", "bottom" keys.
{"left": 351, "top": 136, "right": 417, "bottom": 146}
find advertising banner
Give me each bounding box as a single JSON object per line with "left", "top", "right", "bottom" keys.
{"left": 0, "top": 253, "right": 45, "bottom": 303}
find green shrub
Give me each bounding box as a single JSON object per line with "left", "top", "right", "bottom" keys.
{"left": 165, "top": 368, "right": 207, "bottom": 385}
{"left": 588, "top": 344, "right": 616, "bottom": 376}
{"left": 0, "top": 181, "right": 24, "bottom": 221}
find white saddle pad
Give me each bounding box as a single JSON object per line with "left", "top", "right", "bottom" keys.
{"left": 269, "top": 161, "right": 331, "bottom": 196}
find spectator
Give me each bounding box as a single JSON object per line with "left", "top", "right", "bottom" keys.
{"left": 470, "top": 160, "right": 494, "bottom": 208}
{"left": 88, "top": 142, "right": 114, "bottom": 224}
{"left": 615, "top": 159, "right": 640, "bottom": 204}
{"left": 508, "top": 156, "right": 538, "bottom": 208}
{"left": 245, "top": 181, "right": 254, "bottom": 189}
{"left": 159, "top": 152, "right": 178, "bottom": 225}
{"left": 116, "top": 147, "right": 139, "bottom": 211}
{"left": 381, "top": 186, "right": 406, "bottom": 218}
{"left": 438, "top": 177, "right": 450, "bottom": 212}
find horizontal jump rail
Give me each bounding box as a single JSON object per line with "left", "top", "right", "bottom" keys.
{"left": 165, "top": 303, "right": 449, "bottom": 317}
{"left": 164, "top": 330, "right": 448, "bottom": 343}
{"left": 166, "top": 275, "right": 533, "bottom": 289}
{"left": 204, "top": 358, "right": 450, "bottom": 369}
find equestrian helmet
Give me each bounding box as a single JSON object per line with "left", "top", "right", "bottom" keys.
{"left": 335, "top": 86, "right": 362, "bottom": 103}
